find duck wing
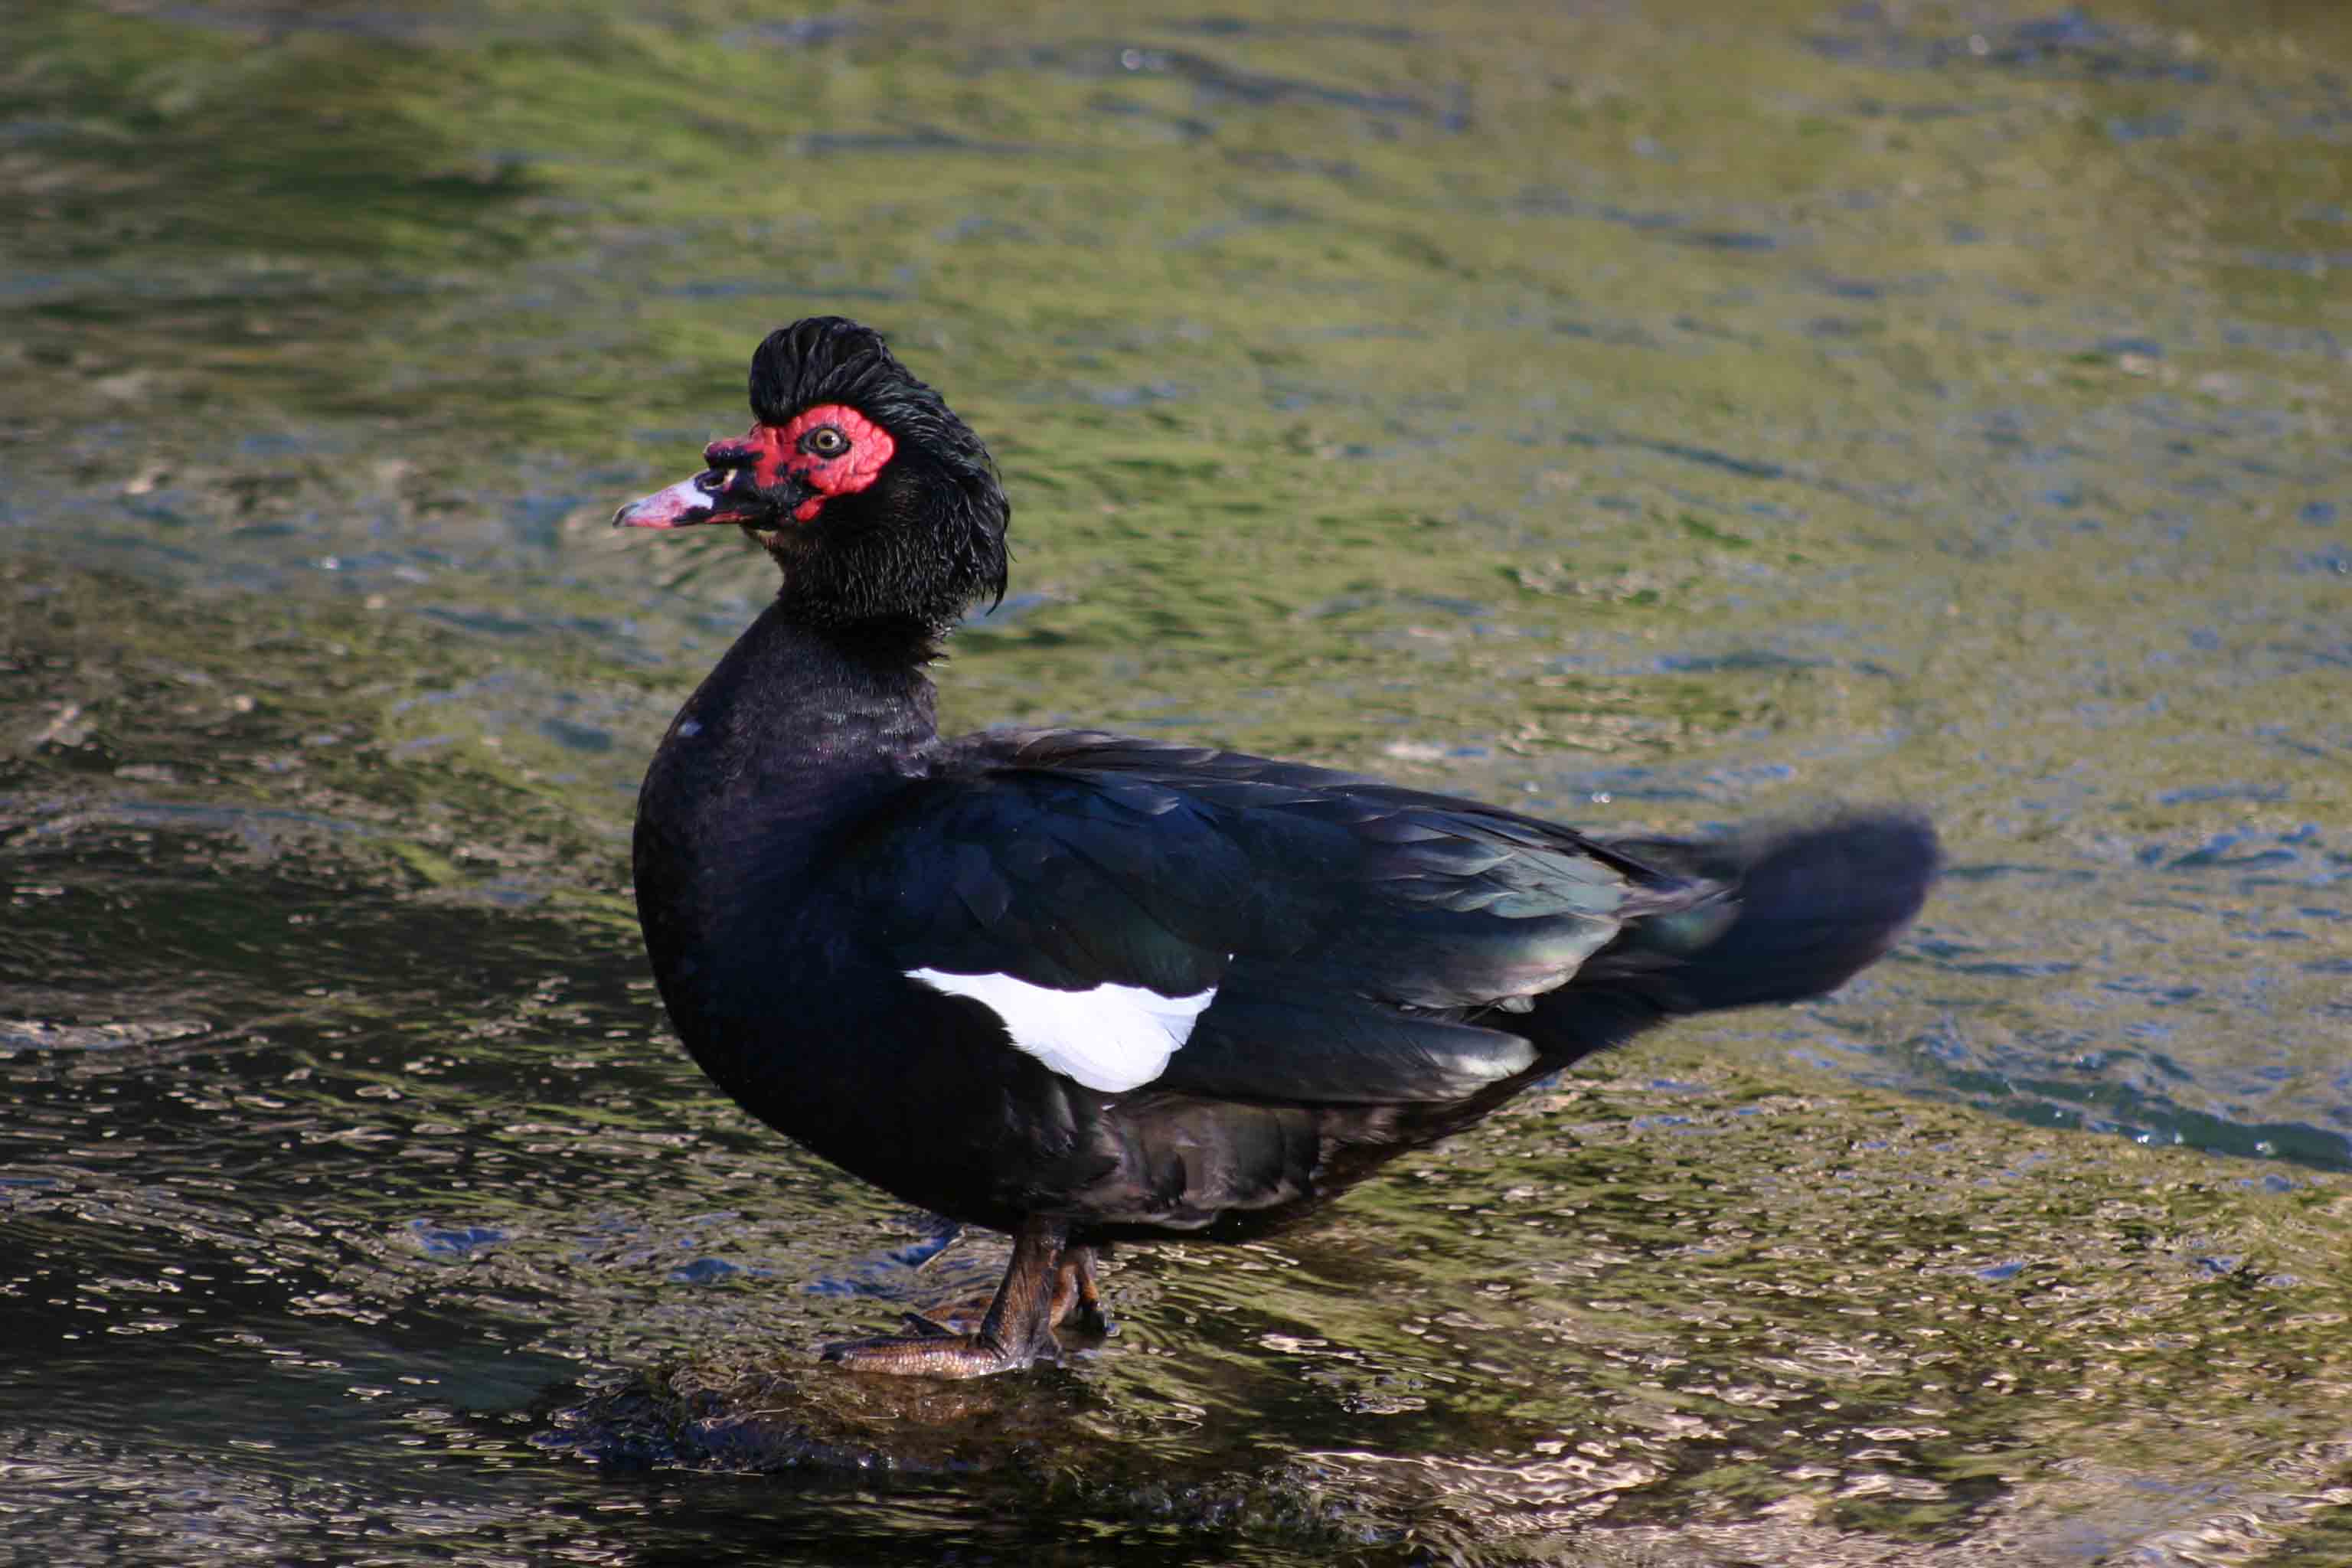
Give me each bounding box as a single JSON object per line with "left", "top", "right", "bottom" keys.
{"left": 824, "top": 729, "right": 1712, "bottom": 1104}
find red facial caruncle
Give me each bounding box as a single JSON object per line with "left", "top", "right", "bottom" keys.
{"left": 614, "top": 403, "right": 896, "bottom": 531}
{"left": 704, "top": 404, "right": 896, "bottom": 523}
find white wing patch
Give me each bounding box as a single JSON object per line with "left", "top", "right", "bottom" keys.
{"left": 905, "top": 968, "right": 1217, "bottom": 1093}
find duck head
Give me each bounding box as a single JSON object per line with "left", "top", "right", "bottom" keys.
{"left": 616, "top": 317, "right": 1010, "bottom": 633}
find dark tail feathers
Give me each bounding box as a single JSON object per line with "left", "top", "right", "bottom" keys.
{"left": 1529, "top": 812, "right": 1938, "bottom": 1061}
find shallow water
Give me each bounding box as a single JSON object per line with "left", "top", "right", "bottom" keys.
{"left": 3, "top": 0, "right": 2349, "bottom": 1561}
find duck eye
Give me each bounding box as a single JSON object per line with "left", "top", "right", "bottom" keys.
{"left": 804, "top": 426, "right": 849, "bottom": 457}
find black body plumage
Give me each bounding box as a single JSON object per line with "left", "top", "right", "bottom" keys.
{"left": 622, "top": 318, "right": 1938, "bottom": 1374}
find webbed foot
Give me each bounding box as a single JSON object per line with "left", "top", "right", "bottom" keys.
{"left": 821, "top": 1329, "right": 1044, "bottom": 1378}
{"left": 819, "top": 1217, "right": 1069, "bottom": 1379}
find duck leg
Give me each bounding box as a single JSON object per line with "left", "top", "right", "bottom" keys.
{"left": 884, "top": 1238, "right": 1108, "bottom": 1344}
{"left": 822, "top": 1217, "right": 1067, "bottom": 1377}
{"left": 1048, "top": 1243, "right": 1111, "bottom": 1337}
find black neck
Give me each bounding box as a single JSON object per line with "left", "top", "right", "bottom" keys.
{"left": 632, "top": 603, "right": 940, "bottom": 1060}
{"left": 694, "top": 600, "right": 938, "bottom": 767}
{"left": 635, "top": 602, "right": 941, "bottom": 892}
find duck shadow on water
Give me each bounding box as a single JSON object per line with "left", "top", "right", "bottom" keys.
{"left": 528, "top": 1347, "right": 1380, "bottom": 1561}
{"left": 523, "top": 1293, "right": 1396, "bottom": 1557}
{"left": 535, "top": 1354, "right": 1103, "bottom": 1476}
{"left": 533, "top": 1225, "right": 1112, "bottom": 1475}
{"left": 518, "top": 1217, "right": 1431, "bottom": 1554}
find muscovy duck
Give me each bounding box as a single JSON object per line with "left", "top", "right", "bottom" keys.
{"left": 616, "top": 317, "right": 1937, "bottom": 1378}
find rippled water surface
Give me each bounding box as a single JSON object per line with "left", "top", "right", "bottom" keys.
{"left": 4, "top": 0, "right": 2349, "bottom": 1561}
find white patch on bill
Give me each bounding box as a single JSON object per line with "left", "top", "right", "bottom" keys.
{"left": 649, "top": 475, "right": 716, "bottom": 517}
{"left": 906, "top": 968, "right": 1217, "bottom": 1093}
{"left": 616, "top": 475, "right": 718, "bottom": 528}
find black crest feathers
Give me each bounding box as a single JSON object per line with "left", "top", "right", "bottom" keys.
{"left": 746, "top": 318, "right": 1011, "bottom": 629}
